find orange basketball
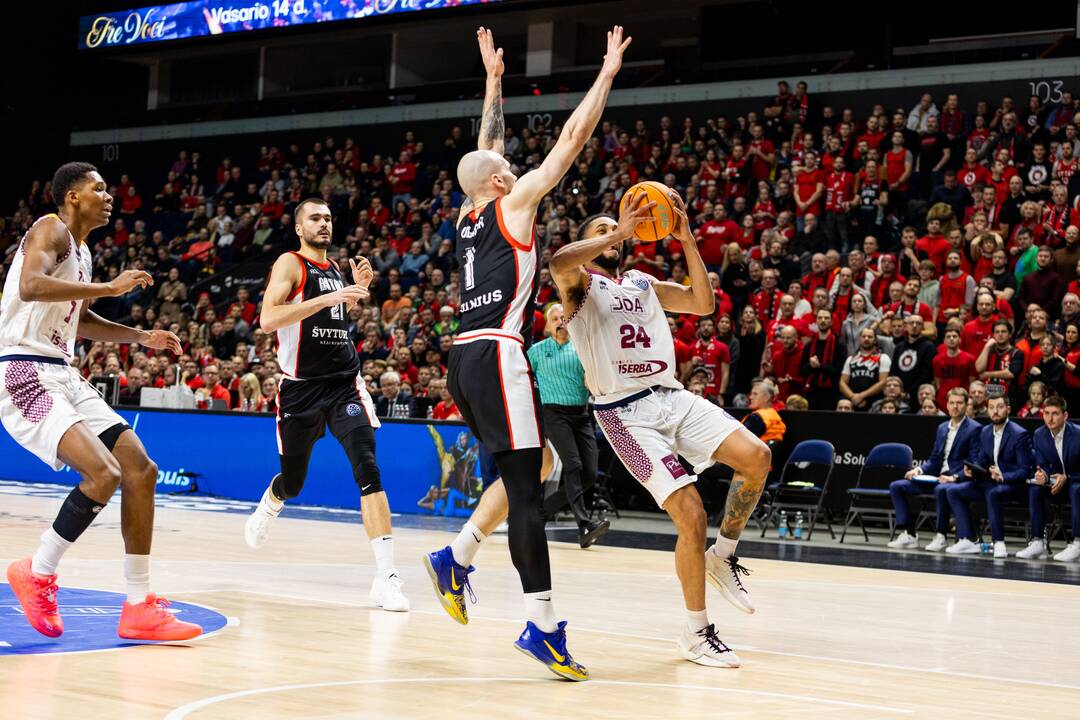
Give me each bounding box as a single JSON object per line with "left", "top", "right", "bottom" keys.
{"left": 619, "top": 180, "right": 676, "bottom": 242}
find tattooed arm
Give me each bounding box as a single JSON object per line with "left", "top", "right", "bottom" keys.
{"left": 476, "top": 27, "right": 505, "bottom": 156}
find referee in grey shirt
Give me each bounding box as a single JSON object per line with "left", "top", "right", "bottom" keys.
{"left": 527, "top": 304, "right": 610, "bottom": 548}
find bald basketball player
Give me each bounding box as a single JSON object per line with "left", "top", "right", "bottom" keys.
{"left": 423, "top": 26, "right": 631, "bottom": 681}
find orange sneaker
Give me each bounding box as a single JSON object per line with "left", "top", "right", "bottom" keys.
{"left": 117, "top": 594, "right": 203, "bottom": 641}
{"left": 6, "top": 557, "right": 63, "bottom": 638}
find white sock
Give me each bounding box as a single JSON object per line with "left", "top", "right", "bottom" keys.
{"left": 370, "top": 535, "right": 395, "bottom": 575}
{"left": 450, "top": 521, "right": 486, "bottom": 567}
{"left": 713, "top": 534, "right": 738, "bottom": 559}
{"left": 263, "top": 485, "right": 284, "bottom": 513}
{"left": 124, "top": 554, "right": 151, "bottom": 603}
{"left": 524, "top": 590, "right": 558, "bottom": 633}
{"left": 687, "top": 608, "right": 710, "bottom": 633}
{"left": 31, "top": 528, "right": 72, "bottom": 577}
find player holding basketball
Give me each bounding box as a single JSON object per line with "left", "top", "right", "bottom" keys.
{"left": 244, "top": 198, "right": 408, "bottom": 612}
{"left": 556, "top": 191, "right": 771, "bottom": 667}
{"left": 423, "top": 26, "right": 631, "bottom": 681}
{"left": 2, "top": 162, "right": 201, "bottom": 641}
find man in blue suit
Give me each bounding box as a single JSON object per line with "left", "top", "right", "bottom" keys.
{"left": 1018, "top": 395, "right": 1080, "bottom": 561}
{"left": 945, "top": 394, "right": 1034, "bottom": 557}
{"left": 887, "top": 387, "right": 980, "bottom": 551}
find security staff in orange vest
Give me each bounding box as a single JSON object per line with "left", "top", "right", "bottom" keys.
{"left": 743, "top": 381, "right": 787, "bottom": 444}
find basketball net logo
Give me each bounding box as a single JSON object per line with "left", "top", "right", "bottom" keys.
{"left": 463, "top": 247, "right": 477, "bottom": 291}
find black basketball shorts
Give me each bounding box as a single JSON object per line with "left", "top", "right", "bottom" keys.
{"left": 447, "top": 331, "right": 544, "bottom": 454}
{"left": 276, "top": 370, "right": 380, "bottom": 457}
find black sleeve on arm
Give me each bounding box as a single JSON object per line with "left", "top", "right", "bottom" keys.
{"left": 743, "top": 413, "right": 766, "bottom": 438}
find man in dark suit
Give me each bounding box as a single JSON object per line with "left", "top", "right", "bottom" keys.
{"left": 887, "top": 387, "right": 980, "bottom": 551}
{"left": 945, "top": 394, "right": 1034, "bottom": 557}
{"left": 1020, "top": 395, "right": 1080, "bottom": 561}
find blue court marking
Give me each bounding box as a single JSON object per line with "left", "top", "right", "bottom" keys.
{"left": 0, "top": 585, "right": 228, "bottom": 656}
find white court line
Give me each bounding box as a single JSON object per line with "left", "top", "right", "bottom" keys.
{"left": 162, "top": 676, "right": 913, "bottom": 719}
{"left": 174, "top": 588, "right": 1080, "bottom": 693}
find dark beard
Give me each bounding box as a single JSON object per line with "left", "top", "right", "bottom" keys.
{"left": 594, "top": 252, "right": 620, "bottom": 272}
{"left": 306, "top": 233, "right": 332, "bottom": 249}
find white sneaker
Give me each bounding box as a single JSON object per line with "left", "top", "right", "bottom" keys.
{"left": 1054, "top": 539, "right": 1080, "bottom": 562}
{"left": 244, "top": 485, "right": 283, "bottom": 549}
{"left": 993, "top": 541, "right": 1008, "bottom": 559}
{"left": 1015, "top": 539, "right": 1047, "bottom": 560}
{"left": 945, "top": 538, "right": 980, "bottom": 554}
{"left": 370, "top": 570, "right": 410, "bottom": 612}
{"left": 705, "top": 548, "right": 754, "bottom": 614}
{"left": 924, "top": 533, "right": 948, "bottom": 552}
{"left": 887, "top": 531, "right": 918, "bottom": 549}
{"left": 677, "top": 625, "right": 741, "bottom": 668}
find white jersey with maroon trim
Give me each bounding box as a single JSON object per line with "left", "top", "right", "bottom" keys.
{"left": 566, "top": 269, "right": 681, "bottom": 403}
{"left": 0, "top": 214, "right": 92, "bottom": 360}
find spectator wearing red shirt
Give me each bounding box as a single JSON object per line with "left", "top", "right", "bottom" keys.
{"left": 1043, "top": 185, "right": 1074, "bottom": 249}
{"left": 746, "top": 123, "right": 776, "bottom": 182}
{"left": 762, "top": 325, "right": 805, "bottom": 401}
{"left": 689, "top": 316, "right": 731, "bottom": 402}
{"left": 884, "top": 130, "right": 914, "bottom": 208}
{"left": 916, "top": 218, "right": 952, "bottom": 274}
{"left": 390, "top": 150, "right": 417, "bottom": 204}
{"left": 933, "top": 327, "right": 977, "bottom": 409}
{"left": 869, "top": 253, "right": 904, "bottom": 308}
{"left": 368, "top": 197, "right": 391, "bottom": 227}
{"left": 822, "top": 156, "right": 854, "bottom": 250}
{"left": 751, "top": 268, "right": 785, "bottom": 324}
{"left": 765, "top": 294, "right": 812, "bottom": 343}
{"left": 624, "top": 238, "right": 665, "bottom": 279}
{"left": 975, "top": 320, "right": 1026, "bottom": 406}
{"left": 194, "top": 364, "right": 232, "bottom": 409}
{"left": 957, "top": 147, "right": 991, "bottom": 192}
{"left": 937, "top": 251, "right": 977, "bottom": 323}
{"left": 855, "top": 115, "right": 886, "bottom": 158}
{"left": 801, "top": 252, "right": 831, "bottom": 300}
{"left": 696, "top": 204, "right": 742, "bottom": 264}
{"left": 793, "top": 151, "right": 826, "bottom": 223}
{"left": 961, "top": 292, "right": 1000, "bottom": 356}
{"left": 226, "top": 287, "right": 257, "bottom": 326}
{"left": 888, "top": 277, "right": 935, "bottom": 326}
{"left": 828, "top": 266, "right": 866, "bottom": 325}
{"left": 429, "top": 379, "right": 460, "bottom": 420}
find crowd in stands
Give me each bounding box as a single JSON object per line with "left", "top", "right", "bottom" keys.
{"left": 5, "top": 80, "right": 1080, "bottom": 420}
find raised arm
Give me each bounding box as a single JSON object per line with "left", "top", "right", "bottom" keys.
{"left": 475, "top": 27, "right": 505, "bottom": 156}
{"left": 654, "top": 191, "right": 714, "bottom": 315}
{"left": 19, "top": 216, "right": 149, "bottom": 303}
{"left": 259, "top": 253, "right": 368, "bottom": 333}
{"left": 503, "top": 26, "right": 632, "bottom": 212}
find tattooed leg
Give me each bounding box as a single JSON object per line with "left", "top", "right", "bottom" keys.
{"left": 712, "top": 427, "right": 772, "bottom": 540}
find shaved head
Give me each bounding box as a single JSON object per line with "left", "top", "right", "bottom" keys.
{"left": 457, "top": 149, "right": 515, "bottom": 199}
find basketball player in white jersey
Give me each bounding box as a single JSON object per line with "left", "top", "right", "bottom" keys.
{"left": 1, "top": 162, "right": 201, "bottom": 641}
{"left": 553, "top": 191, "right": 772, "bottom": 667}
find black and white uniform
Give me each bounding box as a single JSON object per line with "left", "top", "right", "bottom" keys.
{"left": 275, "top": 252, "right": 379, "bottom": 460}
{"left": 447, "top": 198, "right": 543, "bottom": 454}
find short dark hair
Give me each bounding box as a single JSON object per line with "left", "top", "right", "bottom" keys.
{"left": 993, "top": 320, "right": 1011, "bottom": 333}
{"left": 52, "top": 162, "right": 98, "bottom": 209}
{"left": 295, "top": 198, "right": 329, "bottom": 222}
{"left": 576, "top": 213, "right": 614, "bottom": 242}
{"left": 1044, "top": 395, "right": 1068, "bottom": 412}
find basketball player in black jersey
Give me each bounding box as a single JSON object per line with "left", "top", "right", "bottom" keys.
{"left": 423, "top": 26, "right": 631, "bottom": 681}
{"left": 245, "top": 198, "right": 408, "bottom": 612}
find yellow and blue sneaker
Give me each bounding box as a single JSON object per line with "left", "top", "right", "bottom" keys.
{"left": 513, "top": 620, "right": 589, "bottom": 681}
{"left": 422, "top": 546, "right": 475, "bottom": 625}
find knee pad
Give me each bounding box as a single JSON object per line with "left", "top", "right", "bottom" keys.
{"left": 356, "top": 462, "right": 383, "bottom": 496}
{"left": 273, "top": 454, "right": 310, "bottom": 500}
{"left": 342, "top": 426, "right": 382, "bottom": 495}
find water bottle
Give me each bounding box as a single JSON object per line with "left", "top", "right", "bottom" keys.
{"left": 794, "top": 512, "right": 804, "bottom": 540}
{"left": 778, "top": 511, "right": 788, "bottom": 540}
{"left": 980, "top": 542, "right": 991, "bottom": 555}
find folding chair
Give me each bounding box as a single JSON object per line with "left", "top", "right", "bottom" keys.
{"left": 759, "top": 439, "right": 835, "bottom": 540}
{"left": 840, "top": 443, "right": 912, "bottom": 543}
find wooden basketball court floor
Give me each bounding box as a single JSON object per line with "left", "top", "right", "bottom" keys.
{"left": 2, "top": 488, "right": 1080, "bottom": 719}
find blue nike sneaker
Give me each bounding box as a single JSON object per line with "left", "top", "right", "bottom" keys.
{"left": 514, "top": 620, "right": 589, "bottom": 681}
{"left": 422, "top": 546, "right": 475, "bottom": 625}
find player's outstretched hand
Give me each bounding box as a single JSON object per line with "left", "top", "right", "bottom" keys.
{"left": 600, "top": 26, "right": 632, "bottom": 79}
{"left": 615, "top": 193, "right": 656, "bottom": 242}
{"left": 141, "top": 329, "right": 182, "bottom": 355}
{"left": 477, "top": 27, "right": 504, "bottom": 78}
{"left": 108, "top": 270, "right": 153, "bottom": 296}
{"left": 349, "top": 256, "right": 374, "bottom": 289}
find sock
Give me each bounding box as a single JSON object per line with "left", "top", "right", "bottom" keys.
{"left": 524, "top": 590, "right": 558, "bottom": 633}
{"left": 450, "top": 521, "right": 486, "bottom": 567}
{"left": 31, "top": 528, "right": 73, "bottom": 577}
{"left": 687, "top": 608, "right": 710, "bottom": 633}
{"left": 370, "top": 534, "right": 395, "bottom": 575}
{"left": 264, "top": 485, "right": 284, "bottom": 513}
{"left": 124, "top": 554, "right": 151, "bottom": 603}
{"left": 713, "top": 533, "right": 738, "bottom": 559}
